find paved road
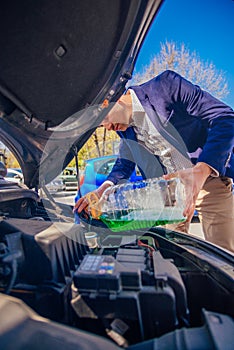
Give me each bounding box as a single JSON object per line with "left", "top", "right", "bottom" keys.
{"left": 188, "top": 222, "right": 204, "bottom": 239}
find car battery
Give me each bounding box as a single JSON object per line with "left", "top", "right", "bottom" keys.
{"left": 72, "top": 246, "right": 189, "bottom": 342}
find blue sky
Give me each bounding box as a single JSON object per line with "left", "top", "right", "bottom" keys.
{"left": 134, "top": 0, "right": 234, "bottom": 108}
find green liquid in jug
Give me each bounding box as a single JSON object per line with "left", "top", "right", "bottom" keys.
{"left": 100, "top": 208, "right": 185, "bottom": 232}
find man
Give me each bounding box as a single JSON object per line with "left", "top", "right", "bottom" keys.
{"left": 74, "top": 70, "right": 234, "bottom": 253}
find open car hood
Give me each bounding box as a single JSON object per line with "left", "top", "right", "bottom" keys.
{"left": 0, "top": 0, "right": 163, "bottom": 188}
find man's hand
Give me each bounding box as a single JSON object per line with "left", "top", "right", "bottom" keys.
{"left": 163, "top": 162, "right": 212, "bottom": 222}
{"left": 73, "top": 182, "right": 113, "bottom": 216}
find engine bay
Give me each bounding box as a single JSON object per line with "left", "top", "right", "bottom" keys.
{"left": 0, "top": 195, "right": 234, "bottom": 349}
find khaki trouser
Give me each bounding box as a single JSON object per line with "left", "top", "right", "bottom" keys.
{"left": 166, "top": 176, "right": 234, "bottom": 253}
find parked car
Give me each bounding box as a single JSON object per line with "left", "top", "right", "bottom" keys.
{"left": 60, "top": 167, "right": 78, "bottom": 191}
{"left": 5, "top": 168, "right": 24, "bottom": 184}
{"left": 45, "top": 176, "right": 65, "bottom": 194}
{"left": 0, "top": 2, "right": 233, "bottom": 350}
{"left": 5, "top": 168, "right": 65, "bottom": 195}
{"left": 76, "top": 154, "right": 142, "bottom": 197}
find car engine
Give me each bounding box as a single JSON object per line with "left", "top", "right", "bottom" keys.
{"left": 0, "top": 190, "right": 234, "bottom": 349}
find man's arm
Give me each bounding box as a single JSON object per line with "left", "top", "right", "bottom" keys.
{"left": 163, "top": 70, "right": 234, "bottom": 176}
{"left": 106, "top": 130, "right": 137, "bottom": 184}
{"left": 164, "top": 162, "right": 212, "bottom": 222}
{"left": 74, "top": 134, "right": 136, "bottom": 215}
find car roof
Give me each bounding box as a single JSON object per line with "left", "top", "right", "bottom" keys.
{"left": 85, "top": 155, "right": 117, "bottom": 163}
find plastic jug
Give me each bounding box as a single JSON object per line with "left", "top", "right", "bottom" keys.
{"left": 88, "top": 177, "right": 186, "bottom": 232}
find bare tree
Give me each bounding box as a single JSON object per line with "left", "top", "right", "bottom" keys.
{"left": 132, "top": 41, "right": 229, "bottom": 99}
{"left": 92, "top": 130, "right": 101, "bottom": 157}
{"left": 78, "top": 41, "right": 229, "bottom": 163}
{"left": 78, "top": 127, "right": 120, "bottom": 162}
